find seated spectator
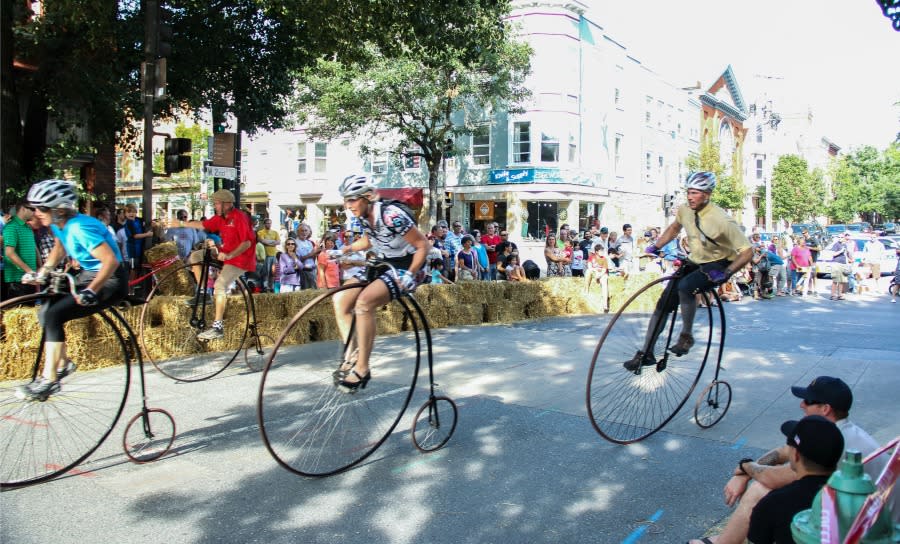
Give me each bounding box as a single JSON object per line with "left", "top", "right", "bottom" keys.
{"left": 584, "top": 244, "right": 609, "bottom": 312}
{"left": 747, "top": 416, "right": 843, "bottom": 544}
{"left": 496, "top": 243, "right": 513, "bottom": 278}
{"left": 688, "top": 376, "right": 897, "bottom": 544}
{"left": 455, "top": 235, "right": 479, "bottom": 281}
{"left": 505, "top": 254, "right": 527, "bottom": 282}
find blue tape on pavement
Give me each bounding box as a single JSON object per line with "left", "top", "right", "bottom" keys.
{"left": 732, "top": 437, "right": 747, "bottom": 449}
{"left": 620, "top": 509, "right": 663, "bottom": 544}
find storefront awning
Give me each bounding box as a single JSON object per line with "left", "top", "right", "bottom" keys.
{"left": 377, "top": 188, "right": 424, "bottom": 208}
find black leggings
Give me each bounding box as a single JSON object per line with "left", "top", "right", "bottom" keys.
{"left": 39, "top": 266, "right": 128, "bottom": 342}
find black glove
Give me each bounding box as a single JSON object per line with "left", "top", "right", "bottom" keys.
{"left": 76, "top": 288, "right": 99, "bottom": 306}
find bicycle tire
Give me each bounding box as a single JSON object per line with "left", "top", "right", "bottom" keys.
{"left": 122, "top": 408, "right": 176, "bottom": 463}
{"left": 411, "top": 396, "right": 458, "bottom": 453}
{"left": 139, "top": 261, "right": 250, "bottom": 382}
{"left": 694, "top": 380, "right": 732, "bottom": 429}
{"left": 586, "top": 276, "right": 721, "bottom": 444}
{"left": 0, "top": 294, "right": 131, "bottom": 488}
{"left": 258, "top": 283, "right": 419, "bottom": 477}
{"left": 244, "top": 334, "right": 275, "bottom": 372}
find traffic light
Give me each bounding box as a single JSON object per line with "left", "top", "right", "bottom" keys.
{"left": 663, "top": 193, "right": 675, "bottom": 213}
{"left": 164, "top": 137, "right": 192, "bottom": 174}
{"left": 156, "top": 2, "right": 173, "bottom": 58}
{"left": 444, "top": 191, "right": 453, "bottom": 208}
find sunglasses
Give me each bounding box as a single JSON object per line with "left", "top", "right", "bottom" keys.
{"left": 36, "top": 206, "right": 51, "bottom": 213}
{"left": 803, "top": 399, "right": 823, "bottom": 406}
{"left": 285, "top": 243, "right": 296, "bottom": 246}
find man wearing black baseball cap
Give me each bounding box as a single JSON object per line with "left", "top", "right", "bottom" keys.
{"left": 687, "top": 376, "right": 897, "bottom": 544}
{"left": 746, "top": 415, "right": 843, "bottom": 544}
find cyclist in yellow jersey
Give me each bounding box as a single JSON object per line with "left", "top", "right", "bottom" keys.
{"left": 624, "top": 172, "right": 753, "bottom": 371}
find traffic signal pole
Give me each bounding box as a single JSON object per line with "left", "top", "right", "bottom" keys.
{"left": 141, "top": 0, "right": 158, "bottom": 225}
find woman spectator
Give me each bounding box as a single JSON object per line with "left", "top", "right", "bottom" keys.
{"left": 339, "top": 231, "right": 367, "bottom": 285}
{"left": 505, "top": 254, "right": 527, "bottom": 282}
{"left": 607, "top": 231, "right": 621, "bottom": 269}
{"left": 455, "top": 235, "right": 478, "bottom": 281}
{"left": 316, "top": 232, "right": 341, "bottom": 289}
{"left": 471, "top": 230, "right": 489, "bottom": 280}
{"left": 544, "top": 234, "right": 571, "bottom": 277}
{"left": 790, "top": 236, "right": 813, "bottom": 296}
{"left": 278, "top": 239, "right": 303, "bottom": 292}
{"left": 496, "top": 243, "right": 513, "bottom": 278}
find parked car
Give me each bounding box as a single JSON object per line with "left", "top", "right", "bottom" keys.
{"left": 848, "top": 222, "right": 872, "bottom": 233}
{"left": 825, "top": 224, "right": 848, "bottom": 238}
{"left": 815, "top": 235, "right": 899, "bottom": 277}
{"left": 882, "top": 222, "right": 897, "bottom": 234}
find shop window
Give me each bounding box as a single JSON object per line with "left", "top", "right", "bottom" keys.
{"left": 525, "top": 201, "right": 559, "bottom": 239}
{"left": 541, "top": 131, "right": 559, "bottom": 163}
{"left": 314, "top": 142, "right": 327, "bottom": 173}
{"left": 472, "top": 126, "right": 490, "bottom": 166}
{"left": 513, "top": 122, "right": 531, "bottom": 163}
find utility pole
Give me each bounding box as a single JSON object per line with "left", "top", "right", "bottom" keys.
{"left": 142, "top": 0, "right": 158, "bottom": 225}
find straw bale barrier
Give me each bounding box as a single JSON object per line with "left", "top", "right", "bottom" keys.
{"left": 0, "top": 273, "right": 663, "bottom": 379}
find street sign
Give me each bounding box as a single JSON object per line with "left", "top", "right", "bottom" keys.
{"left": 212, "top": 132, "right": 236, "bottom": 167}
{"left": 205, "top": 165, "right": 237, "bottom": 180}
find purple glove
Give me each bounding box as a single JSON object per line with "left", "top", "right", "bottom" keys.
{"left": 644, "top": 244, "right": 659, "bottom": 255}
{"left": 706, "top": 268, "right": 730, "bottom": 285}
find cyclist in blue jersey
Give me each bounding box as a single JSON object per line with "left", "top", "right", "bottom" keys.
{"left": 330, "top": 174, "right": 430, "bottom": 392}
{"left": 16, "top": 180, "right": 127, "bottom": 400}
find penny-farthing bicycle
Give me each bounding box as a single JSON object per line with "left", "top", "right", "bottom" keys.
{"left": 0, "top": 271, "right": 176, "bottom": 488}
{"left": 257, "top": 259, "right": 457, "bottom": 477}
{"left": 586, "top": 262, "right": 732, "bottom": 444}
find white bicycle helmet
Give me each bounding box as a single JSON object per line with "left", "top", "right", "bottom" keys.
{"left": 685, "top": 171, "right": 717, "bottom": 192}
{"left": 26, "top": 179, "right": 78, "bottom": 209}
{"left": 339, "top": 174, "right": 376, "bottom": 199}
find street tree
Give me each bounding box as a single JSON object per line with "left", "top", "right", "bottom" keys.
{"left": 826, "top": 145, "right": 897, "bottom": 223}
{"left": 1, "top": 0, "right": 331, "bottom": 204}
{"left": 759, "top": 154, "right": 826, "bottom": 224}
{"left": 288, "top": 3, "right": 532, "bottom": 224}
{"left": 684, "top": 138, "right": 745, "bottom": 211}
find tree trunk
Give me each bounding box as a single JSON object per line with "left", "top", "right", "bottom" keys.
{"left": 425, "top": 154, "right": 441, "bottom": 227}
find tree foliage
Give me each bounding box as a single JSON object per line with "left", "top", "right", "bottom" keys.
{"left": 827, "top": 144, "right": 900, "bottom": 223}
{"left": 756, "top": 154, "right": 826, "bottom": 224}
{"left": 290, "top": 2, "right": 531, "bottom": 224}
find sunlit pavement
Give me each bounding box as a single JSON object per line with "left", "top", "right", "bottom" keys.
{"left": 2, "top": 280, "right": 898, "bottom": 544}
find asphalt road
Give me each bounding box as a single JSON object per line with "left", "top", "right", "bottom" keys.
{"left": 2, "top": 284, "right": 898, "bottom": 544}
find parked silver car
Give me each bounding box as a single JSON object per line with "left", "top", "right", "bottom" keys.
{"left": 815, "top": 236, "right": 899, "bottom": 277}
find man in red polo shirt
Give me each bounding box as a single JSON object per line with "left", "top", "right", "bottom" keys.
{"left": 178, "top": 189, "right": 256, "bottom": 339}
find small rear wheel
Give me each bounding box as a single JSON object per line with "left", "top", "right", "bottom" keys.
{"left": 244, "top": 334, "right": 275, "bottom": 372}
{"left": 123, "top": 408, "right": 176, "bottom": 463}
{"left": 412, "top": 396, "right": 458, "bottom": 453}
{"left": 694, "top": 380, "right": 732, "bottom": 429}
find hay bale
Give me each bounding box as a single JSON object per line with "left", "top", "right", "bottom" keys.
{"left": 484, "top": 304, "right": 526, "bottom": 323}
{"left": 446, "top": 302, "right": 484, "bottom": 326}
{"left": 1, "top": 305, "right": 42, "bottom": 380}
{"left": 145, "top": 241, "right": 178, "bottom": 264}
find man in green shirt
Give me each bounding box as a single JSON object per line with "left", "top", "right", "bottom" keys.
{"left": 256, "top": 218, "right": 280, "bottom": 292}
{"left": 2, "top": 200, "right": 38, "bottom": 300}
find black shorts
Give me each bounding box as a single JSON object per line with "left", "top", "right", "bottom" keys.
{"left": 356, "top": 255, "right": 421, "bottom": 301}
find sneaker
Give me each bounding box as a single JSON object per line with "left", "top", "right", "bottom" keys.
{"left": 892, "top": 299, "right": 896, "bottom": 304}
{"left": 669, "top": 333, "right": 694, "bottom": 356}
{"left": 622, "top": 350, "right": 656, "bottom": 371}
{"left": 198, "top": 325, "right": 224, "bottom": 340}
{"left": 15, "top": 378, "right": 61, "bottom": 401}
{"left": 57, "top": 360, "right": 77, "bottom": 380}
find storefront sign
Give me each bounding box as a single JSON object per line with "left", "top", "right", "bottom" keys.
{"left": 474, "top": 200, "right": 495, "bottom": 220}
{"left": 490, "top": 168, "right": 534, "bottom": 184}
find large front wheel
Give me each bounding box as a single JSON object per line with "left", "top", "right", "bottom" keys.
{"left": 258, "top": 283, "right": 420, "bottom": 477}
{"left": 586, "top": 276, "right": 721, "bottom": 443}
{"left": 139, "top": 262, "right": 250, "bottom": 382}
{"left": 0, "top": 295, "right": 131, "bottom": 488}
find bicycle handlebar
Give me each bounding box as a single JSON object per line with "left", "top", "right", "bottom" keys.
{"left": 21, "top": 270, "right": 79, "bottom": 296}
